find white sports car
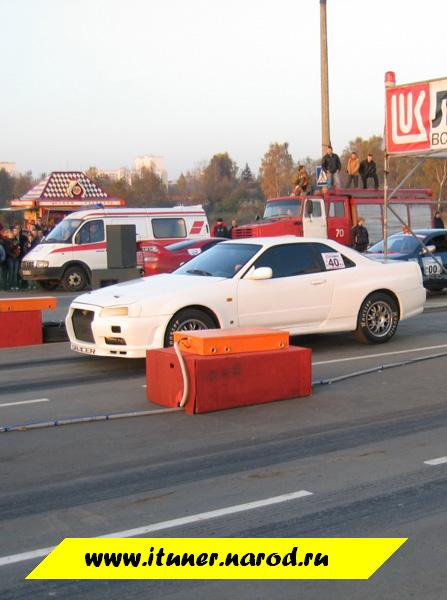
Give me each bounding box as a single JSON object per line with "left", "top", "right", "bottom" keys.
{"left": 66, "top": 237, "right": 425, "bottom": 358}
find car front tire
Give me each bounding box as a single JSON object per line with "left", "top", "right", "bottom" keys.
{"left": 164, "top": 308, "right": 217, "bottom": 347}
{"left": 354, "top": 292, "right": 399, "bottom": 344}
{"left": 62, "top": 266, "right": 88, "bottom": 292}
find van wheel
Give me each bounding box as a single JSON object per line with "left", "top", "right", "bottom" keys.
{"left": 164, "top": 308, "right": 217, "bottom": 347}
{"left": 62, "top": 266, "right": 88, "bottom": 292}
{"left": 354, "top": 292, "right": 399, "bottom": 344}
{"left": 37, "top": 280, "right": 59, "bottom": 291}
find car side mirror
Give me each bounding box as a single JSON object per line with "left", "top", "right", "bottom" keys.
{"left": 74, "top": 233, "right": 80, "bottom": 244}
{"left": 245, "top": 266, "right": 273, "bottom": 281}
{"left": 425, "top": 244, "right": 436, "bottom": 254}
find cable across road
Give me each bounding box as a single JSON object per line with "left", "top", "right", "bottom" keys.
{"left": 1, "top": 348, "right": 447, "bottom": 433}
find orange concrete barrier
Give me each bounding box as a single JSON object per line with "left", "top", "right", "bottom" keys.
{"left": 147, "top": 338, "right": 312, "bottom": 415}
{"left": 0, "top": 297, "right": 57, "bottom": 313}
{"left": 173, "top": 327, "right": 289, "bottom": 356}
{"left": 0, "top": 297, "right": 57, "bottom": 348}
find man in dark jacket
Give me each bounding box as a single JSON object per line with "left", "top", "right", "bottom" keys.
{"left": 321, "top": 145, "right": 341, "bottom": 189}
{"left": 433, "top": 211, "right": 445, "bottom": 229}
{"left": 359, "top": 154, "right": 379, "bottom": 189}
{"left": 352, "top": 217, "right": 369, "bottom": 252}
{"left": 212, "top": 218, "right": 230, "bottom": 238}
{"left": 4, "top": 228, "right": 22, "bottom": 290}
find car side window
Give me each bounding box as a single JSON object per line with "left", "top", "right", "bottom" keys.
{"left": 311, "top": 242, "right": 356, "bottom": 269}
{"left": 252, "top": 244, "right": 322, "bottom": 278}
{"left": 430, "top": 235, "right": 447, "bottom": 252}
{"left": 329, "top": 201, "right": 345, "bottom": 217}
{"left": 78, "top": 220, "right": 104, "bottom": 244}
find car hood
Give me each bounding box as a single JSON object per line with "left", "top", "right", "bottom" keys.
{"left": 72, "top": 273, "right": 227, "bottom": 309}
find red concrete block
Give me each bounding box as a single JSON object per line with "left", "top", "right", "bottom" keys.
{"left": 146, "top": 346, "right": 312, "bottom": 414}
{"left": 0, "top": 311, "right": 43, "bottom": 348}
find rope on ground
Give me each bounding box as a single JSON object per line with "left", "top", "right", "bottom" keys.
{"left": 0, "top": 407, "right": 183, "bottom": 433}
{"left": 3, "top": 349, "right": 447, "bottom": 433}
{"left": 312, "top": 350, "right": 447, "bottom": 386}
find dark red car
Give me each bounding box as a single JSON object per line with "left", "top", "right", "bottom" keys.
{"left": 140, "top": 237, "right": 227, "bottom": 276}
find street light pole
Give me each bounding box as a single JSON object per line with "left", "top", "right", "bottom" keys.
{"left": 320, "top": 0, "right": 331, "bottom": 154}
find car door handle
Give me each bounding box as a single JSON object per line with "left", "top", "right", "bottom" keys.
{"left": 311, "top": 279, "right": 327, "bottom": 285}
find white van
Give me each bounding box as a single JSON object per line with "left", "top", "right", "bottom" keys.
{"left": 21, "top": 205, "right": 209, "bottom": 291}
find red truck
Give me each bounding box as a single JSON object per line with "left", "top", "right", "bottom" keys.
{"left": 232, "top": 188, "right": 435, "bottom": 246}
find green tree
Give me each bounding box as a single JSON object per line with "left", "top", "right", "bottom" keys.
{"left": 203, "top": 153, "right": 238, "bottom": 210}
{"left": 259, "top": 142, "right": 294, "bottom": 198}
{"left": 12, "top": 171, "right": 34, "bottom": 199}
{"left": 240, "top": 163, "right": 253, "bottom": 182}
{"left": 129, "top": 167, "right": 167, "bottom": 207}
{"left": 0, "top": 169, "right": 14, "bottom": 207}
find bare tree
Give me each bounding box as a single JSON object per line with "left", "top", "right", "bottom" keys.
{"left": 434, "top": 161, "right": 447, "bottom": 210}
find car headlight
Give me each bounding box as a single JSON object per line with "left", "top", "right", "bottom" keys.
{"left": 100, "top": 306, "right": 129, "bottom": 318}
{"left": 35, "top": 260, "right": 49, "bottom": 268}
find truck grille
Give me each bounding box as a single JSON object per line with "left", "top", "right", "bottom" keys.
{"left": 21, "top": 261, "right": 33, "bottom": 269}
{"left": 72, "top": 309, "right": 95, "bottom": 343}
{"left": 233, "top": 227, "right": 254, "bottom": 238}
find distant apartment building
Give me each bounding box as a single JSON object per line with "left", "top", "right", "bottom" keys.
{"left": 0, "top": 162, "right": 16, "bottom": 175}
{"left": 96, "top": 156, "right": 168, "bottom": 187}
{"left": 135, "top": 155, "right": 168, "bottom": 186}
{"left": 96, "top": 167, "right": 132, "bottom": 185}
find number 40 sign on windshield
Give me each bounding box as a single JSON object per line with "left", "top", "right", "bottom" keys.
{"left": 322, "top": 252, "right": 345, "bottom": 270}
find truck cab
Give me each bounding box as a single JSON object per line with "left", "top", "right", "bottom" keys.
{"left": 232, "top": 195, "right": 338, "bottom": 241}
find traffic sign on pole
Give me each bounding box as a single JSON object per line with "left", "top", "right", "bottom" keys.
{"left": 316, "top": 166, "right": 327, "bottom": 187}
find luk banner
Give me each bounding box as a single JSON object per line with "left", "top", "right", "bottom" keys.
{"left": 385, "top": 74, "right": 447, "bottom": 154}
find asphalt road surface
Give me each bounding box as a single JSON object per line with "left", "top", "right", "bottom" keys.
{"left": 1, "top": 310, "right": 447, "bottom": 599}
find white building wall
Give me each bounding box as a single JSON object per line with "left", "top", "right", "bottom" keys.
{"left": 135, "top": 155, "right": 168, "bottom": 186}
{"left": 0, "top": 162, "right": 16, "bottom": 175}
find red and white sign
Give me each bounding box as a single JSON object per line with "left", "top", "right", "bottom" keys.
{"left": 386, "top": 76, "right": 447, "bottom": 154}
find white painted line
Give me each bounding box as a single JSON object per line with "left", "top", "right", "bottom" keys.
{"left": 0, "top": 489, "right": 312, "bottom": 567}
{"left": 102, "top": 489, "right": 313, "bottom": 538}
{"left": 313, "top": 344, "right": 447, "bottom": 366}
{"left": 424, "top": 456, "right": 447, "bottom": 466}
{"left": 0, "top": 399, "right": 50, "bottom": 409}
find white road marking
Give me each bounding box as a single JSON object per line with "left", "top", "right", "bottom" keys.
{"left": 0, "top": 399, "right": 50, "bottom": 409}
{"left": 424, "top": 456, "right": 447, "bottom": 466}
{"left": 313, "top": 344, "right": 447, "bottom": 366}
{"left": 0, "top": 489, "right": 312, "bottom": 567}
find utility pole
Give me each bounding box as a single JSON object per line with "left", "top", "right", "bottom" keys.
{"left": 320, "top": 0, "right": 331, "bottom": 155}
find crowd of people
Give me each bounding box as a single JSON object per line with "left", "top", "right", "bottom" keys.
{"left": 0, "top": 222, "right": 45, "bottom": 290}
{"left": 293, "top": 146, "right": 380, "bottom": 194}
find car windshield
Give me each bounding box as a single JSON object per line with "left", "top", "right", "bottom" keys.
{"left": 175, "top": 243, "right": 262, "bottom": 278}
{"left": 264, "top": 200, "right": 302, "bottom": 219}
{"left": 368, "top": 235, "right": 423, "bottom": 254}
{"left": 43, "top": 219, "right": 83, "bottom": 243}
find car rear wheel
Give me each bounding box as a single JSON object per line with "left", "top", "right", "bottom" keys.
{"left": 354, "top": 292, "right": 399, "bottom": 344}
{"left": 62, "top": 266, "right": 88, "bottom": 292}
{"left": 164, "top": 308, "right": 217, "bottom": 347}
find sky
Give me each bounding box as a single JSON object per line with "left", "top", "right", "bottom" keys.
{"left": 1, "top": 0, "right": 447, "bottom": 180}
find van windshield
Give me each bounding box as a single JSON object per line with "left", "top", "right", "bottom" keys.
{"left": 43, "top": 219, "right": 83, "bottom": 243}
{"left": 264, "top": 199, "right": 302, "bottom": 219}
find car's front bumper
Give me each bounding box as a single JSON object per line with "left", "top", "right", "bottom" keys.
{"left": 66, "top": 303, "right": 171, "bottom": 358}
{"left": 20, "top": 264, "right": 64, "bottom": 281}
